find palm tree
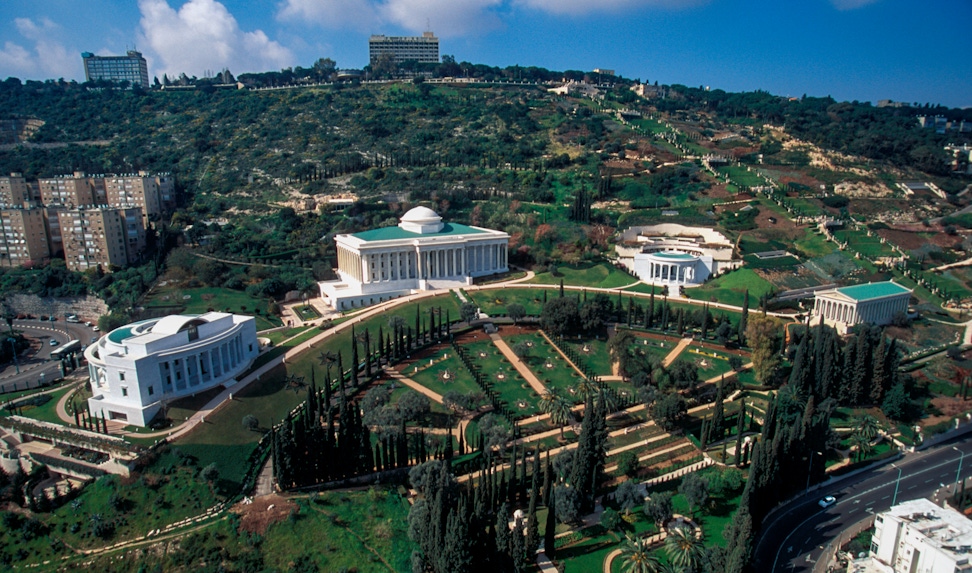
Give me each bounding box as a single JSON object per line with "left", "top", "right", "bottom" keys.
{"left": 664, "top": 524, "right": 705, "bottom": 573}
{"left": 572, "top": 378, "right": 598, "bottom": 402}
{"left": 619, "top": 533, "right": 661, "bottom": 573}
{"left": 595, "top": 386, "right": 618, "bottom": 414}
{"left": 538, "top": 389, "right": 573, "bottom": 439}
{"left": 850, "top": 430, "right": 874, "bottom": 463}
{"left": 857, "top": 414, "right": 881, "bottom": 441}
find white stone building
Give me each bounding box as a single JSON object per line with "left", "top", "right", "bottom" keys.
{"left": 85, "top": 312, "right": 259, "bottom": 426}
{"left": 615, "top": 224, "right": 741, "bottom": 294}
{"left": 319, "top": 207, "right": 509, "bottom": 311}
{"left": 812, "top": 281, "right": 911, "bottom": 334}
{"left": 861, "top": 498, "right": 972, "bottom": 573}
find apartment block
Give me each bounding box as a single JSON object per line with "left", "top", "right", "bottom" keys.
{"left": 105, "top": 172, "right": 175, "bottom": 226}
{"left": 369, "top": 32, "right": 439, "bottom": 64}
{"left": 0, "top": 173, "right": 30, "bottom": 206}
{"left": 43, "top": 205, "right": 65, "bottom": 257}
{"left": 38, "top": 172, "right": 98, "bottom": 207}
{"left": 867, "top": 498, "right": 972, "bottom": 572}
{"left": 58, "top": 207, "right": 145, "bottom": 271}
{"left": 82, "top": 50, "right": 150, "bottom": 90}
{"left": 0, "top": 207, "right": 50, "bottom": 268}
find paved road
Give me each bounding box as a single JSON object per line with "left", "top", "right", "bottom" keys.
{"left": 753, "top": 436, "right": 972, "bottom": 572}
{"left": 0, "top": 319, "right": 100, "bottom": 395}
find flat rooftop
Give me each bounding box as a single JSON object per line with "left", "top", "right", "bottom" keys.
{"left": 836, "top": 281, "right": 911, "bottom": 302}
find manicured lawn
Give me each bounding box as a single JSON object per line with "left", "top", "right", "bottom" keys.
{"left": 503, "top": 332, "right": 585, "bottom": 398}
{"left": 685, "top": 268, "right": 775, "bottom": 307}
{"left": 407, "top": 351, "right": 483, "bottom": 398}
{"left": 718, "top": 165, "right": 765, "bottom": 188}
{"left": 683, "top": 345, "right": 736, "bottom": 381}
{"left": 263, "top": 326, "right": 313, "bottom": 346}
{"left": 621, "top": 282, "right": 662, "bottom": 295}
{"left": 561, "top": 337, "right": 614, "bottom": 377}
{"left": 465, "top": 287, "right": 556, "bottom": 317}
{"left": 527, "top": 261, "right": 637, "bottom": 289}
{"left": 463, "top": 339, "right": 540, "bottom": 416}
{"left": 295, "top": 304, "right": 321, "bottom": 320}
{"left": 5, "top": 386, "right": 71, "bottom": 425}
{"left": 833, "top": 229, "right": 897, "bottom": 258}
{"left": 794, "top": 231, "right": 838, "bottom": 258}
{"left": 143, "top": 286, "right": 282, "bottom": 330}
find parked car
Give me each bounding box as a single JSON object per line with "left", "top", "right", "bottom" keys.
{"left": 66, "top": 314, "right": 80, "bottom": 323}
{"left": 49, "top": 339, "right": 58, "bottom": 346}
{"left": 818, "top": 495, "right": 836, "bottom": 508}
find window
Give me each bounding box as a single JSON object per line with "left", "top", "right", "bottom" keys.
{"left": 249, "top": 344, "right": 253, "bottom": 352}
{"left": 119, "top": 372, "right": 125, "bottom": 381}
{"left": 148, "top": 386, "right": 154, "bottom": 396}
{"left": 121, "top": 387, "right": 128, "bottom": 397}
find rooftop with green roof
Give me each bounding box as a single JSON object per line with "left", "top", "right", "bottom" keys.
{"left": 350, "top": 222, "right": 486, "bottom": 242}
{"left": 836, "top": 281, "right": 910, "bottom": 302}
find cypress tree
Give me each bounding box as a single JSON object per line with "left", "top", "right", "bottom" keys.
{"left": 559, "top": 279, "right": 564, "bottom": 298}
{"left": 351, "top": 327, "right": 360, "bottom": 388}
{"left": 364, "top": 329, "right": 373, "bottom": 377}
{"left": 739, "top": 289, "right": 749, "bottom": 346}
{"left": 544, "top": 485, "right": 557, "bottom": 558}
{"left": 647, "top": 290, "right": 655, "bottom": 328}
{"left": 870, "top": 336, "right": 889, "bottom": 404}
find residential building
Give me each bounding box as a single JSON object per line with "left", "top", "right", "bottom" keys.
{"left": 0, "top": 207, "right": 50, "bottom": 267}
{"left": 105, "top": 172, "right": 175, "bottom": 226}
{"left": 812, "top": 281, "right": 911, "bottom": 334}
{"left": 82, "top": 50, "right": 150, "bottom": 89}
{"left": 38, "top": 172, "right": 98, "bottom": 208}
{"left": 863, "top": 498, "right": 972, "bottom": 573}
{"left": 319, "top": 207, "right": 509, "bottom": 310}
{"left": 43, "top": 205, "right": 64, "bottom": 257}
{"left": 85, "top": 313, "right": 259, "bottom": 426}
{"left": 369, "top": 32, "right": 439, "bottom": 64}
{"left": 0, "top": 174, "right": 30, "bottom": 206}
{"left": 58, "top": 206, "right": 145, "bottom": 271}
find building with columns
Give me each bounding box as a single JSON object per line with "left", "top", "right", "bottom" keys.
{"left": 319, "top": 207, "right": 509, "bottom": 310}
{"left": 812, "top": 281, "right": 911, "bottom": 334}
{"left": 85, "top": 312, "right": 259, "bottom": 426}
{"left": 615, "top": 224, "right": 741, "bottom": 295}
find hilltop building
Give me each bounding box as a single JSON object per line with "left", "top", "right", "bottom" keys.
{"left": 319, "top": 207, "right": 509, "bottom": 310}
{"left": 615, "top": 224, "right": 741, "bottom": 295}
{"left": 369, "top": 32, "right": 439, "bottom": 64}
{"left": 86, "top": 313, "right": 259, "bottom": 426}
{"left": 812, "top": 281, "right": 911, "bottom": 334}
{"left": 856, "top": 498, "right": 972, "bottom": 573}
{"left": 82, "top": 50, "right": 150, "bottom": 89}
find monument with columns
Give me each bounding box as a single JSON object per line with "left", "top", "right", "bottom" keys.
{"left": 812, "top": 281, "right": 911, "bottom": 334}
{"left": 319, "top": 206, "right": 510, "bottom": 310}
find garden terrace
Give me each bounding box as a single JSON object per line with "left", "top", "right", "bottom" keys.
{"left": 501, "top": 330, "right": 586, "bottom": 398}
{"left": 396, "top": 347, "right": 483, "bottom": 399}
{"left": 526, "top": 261, "right": 638, "bottom": 289}
{"left": 463, "top": 287, "right": 556, "bottom": 317}
{"left": 458, "top": 336, "right": 541, "bottom": 417}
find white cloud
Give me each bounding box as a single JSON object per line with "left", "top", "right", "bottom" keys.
{"left": 830, "top": 0, "right": 881, "bottom": 10}
{"left": 277, "top": 0, "right": 380, "bottom": 31}
{"left": 379, "top": 0, "right": 504, "bottom": 37}
{"left": 0, "top": 18, "right": 77, "bottom": 79}
{"left": 138, "top": 0, "right": 294, "bottom": 78}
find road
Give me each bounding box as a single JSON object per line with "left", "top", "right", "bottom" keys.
{"left": 752, "top": 436, "right": 972, "bottom": 572}
{"left": 0, "top": 319, "right": 100, "bottom": 394}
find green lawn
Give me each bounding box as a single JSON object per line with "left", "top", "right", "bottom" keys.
{"left": 143, "top": 286, "right": 282, "bottom": 330}
{"left": 718, "top": 165, "right": 765, "bottom": 188}
{"left": 407, "top": 351, "right": 483, "bottom": 398}
{"left": 527, "top": 261, "right": 637, "bottom": 289}
{"left": 4, "top": 386, "right": 71, "bottom": 425}
{"left": 464, "top": 287, "right": 557, "bottom": 317}
{"left": 685, "top": 268, "right": 775, "bottom": 307}
{"left": 794, "top": 231, "right": 837, "bottom": 258}
{"left": 503, "top": 332, "right": 585, "bottom": 398}
{"left": 683, "top": 346, "right": 736, "bottom": 381}
{"left": 562, "top": 337, "right": 614, "bottom": 377}
{"left": 463, "top": 339, "right": 540, "bottom": 416}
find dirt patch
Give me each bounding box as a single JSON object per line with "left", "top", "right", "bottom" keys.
{"left": 231, "top": 493, "right": 295, "bottom": 535}
{"left": 923, "top": 396, "right": 972, "bottom": 429}
{"left": 877, "top": 228, "right": 962, "bottom": 251}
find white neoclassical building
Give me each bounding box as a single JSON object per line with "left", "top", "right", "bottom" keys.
{"left": 812, "top": 281, "right": 911, "bottom": 334}
{"left": 615, "top": 224, "right": 741, "bottom": 295}
{"left": 319, "top": 207, "right": 509, "bottom": 310}
{"left": 86, "top": 312, "right": 259, "bottom": 426}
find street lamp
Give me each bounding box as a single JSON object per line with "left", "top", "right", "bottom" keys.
{"left": 891, "top": 463, "right": 903, "bottom": 506}
{"left": 6, "top": 337, "right": 18, "bottom": 374}
{"left": 806, "top": 450, "right": 824, "bottom": 493}
{"left": 954, "top": 446, "right": 965, "bottom": 494}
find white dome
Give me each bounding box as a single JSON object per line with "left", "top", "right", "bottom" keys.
{"left": 401, "top": 206, "right": 441, "bottom": 223}
{"left": 399, "top": 207, "right": 444, "bottom": 234}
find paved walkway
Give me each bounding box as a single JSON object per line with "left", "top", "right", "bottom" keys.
{"left": 537, "top": 329, "right": 590, "bottom": 381}
{"left": 489, "top": 333, "right": 549, "bottom": 397}
{"left": 661, "top": 337, "right": 693, "bottom": 368}
{"left": 383, "top": 367, "right": 445, "bottom": 404}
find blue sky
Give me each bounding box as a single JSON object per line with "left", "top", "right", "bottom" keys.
{"left": 0, "top": 0, "right": 969, "bottom": 107}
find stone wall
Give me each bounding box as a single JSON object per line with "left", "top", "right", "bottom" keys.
{"left": 5, "top": 294, "right": 108, "bottom": 321}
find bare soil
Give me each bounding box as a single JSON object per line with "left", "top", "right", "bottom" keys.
{"left": 231, "top": 493, "right": 295, "bottom": 535}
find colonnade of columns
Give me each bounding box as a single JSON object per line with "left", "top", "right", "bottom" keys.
{"left": 156, "top": 333, "right": 246, "bottom": 392}
{"left": 646, "top": 261, "right": 693, "bottom": 284}
{"left": 814, "top": 296, "right": 908, "bottom": 326}
{"left": 356, "top": 242, "right": 508, "bottom": 284}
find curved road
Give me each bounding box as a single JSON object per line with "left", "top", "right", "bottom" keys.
{"left": 0, "top": 319, "right": 100, "bottom": 394}
{"left": 753, "top": 435, "right": 972, "bottom": 572}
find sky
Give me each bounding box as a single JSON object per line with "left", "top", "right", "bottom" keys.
{"left": 0, "top": 0, "right": 969, "bottom": 108}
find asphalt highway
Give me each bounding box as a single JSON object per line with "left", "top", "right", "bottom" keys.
{"left": 752, "top": 435, "right": 972, "bottom": 572}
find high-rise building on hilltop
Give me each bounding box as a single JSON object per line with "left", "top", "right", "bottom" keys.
{"left": 82, "top": 50, "right": 150, "bottom": 89}
{"left": 58, "top": 206, "right": 145, "bottom": 271}
{"left": 369, "top": 32, "right": 439, "bottom": 64}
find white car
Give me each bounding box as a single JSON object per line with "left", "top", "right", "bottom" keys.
{"left": 49, "top": 339, "right": 58, "bottom": 346}
{"left": 818, "top": 495, "right": 836, "bottom": 508}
